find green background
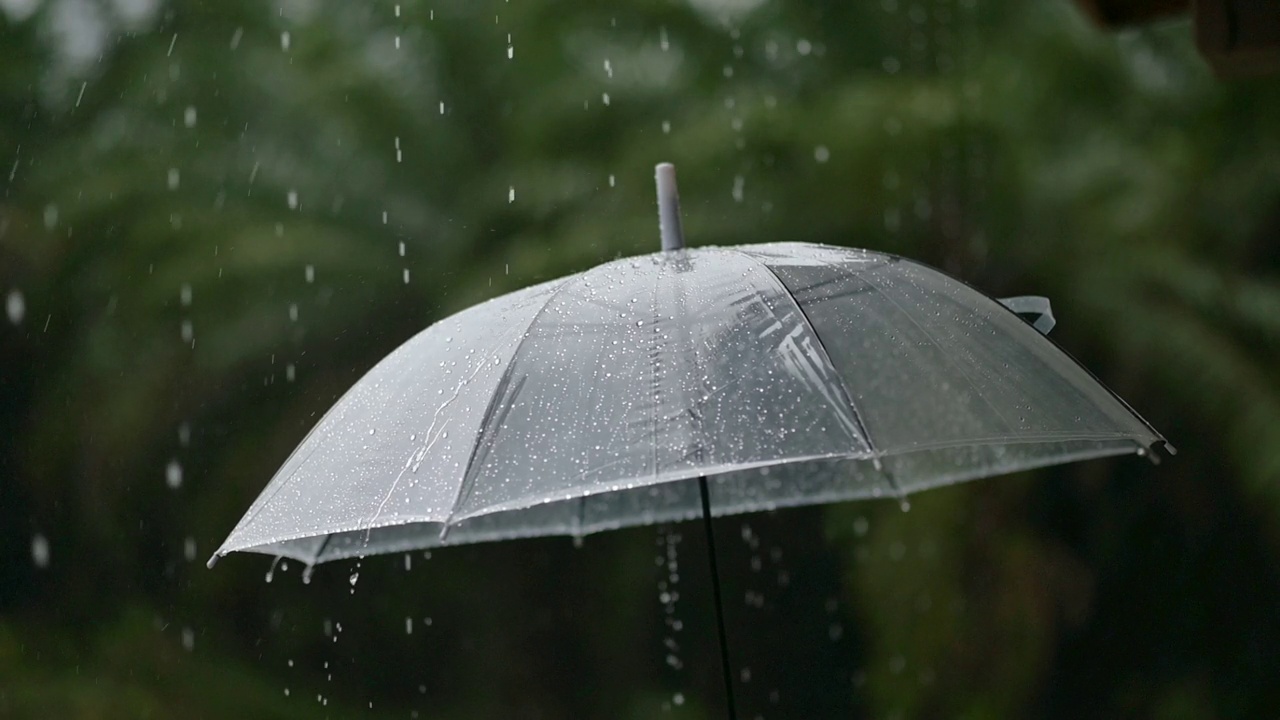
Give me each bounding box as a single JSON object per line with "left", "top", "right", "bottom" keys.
{"left": 2, "top": 0, "right": 1279, "bottom": 717}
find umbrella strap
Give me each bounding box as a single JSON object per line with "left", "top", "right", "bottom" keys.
{"left": 698, "top": 476, "right": 739, "bottom": 720}
{"left": 998, "top": 295, "right": 1056, "bottom": 335}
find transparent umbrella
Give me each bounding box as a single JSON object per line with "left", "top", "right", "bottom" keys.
{"left": 209, "top": 163, "right": 1170, "bottom": 718}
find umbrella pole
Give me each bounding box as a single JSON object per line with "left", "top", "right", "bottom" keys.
{"left": 698, "top": 475, "right": 739, "bottom": 720}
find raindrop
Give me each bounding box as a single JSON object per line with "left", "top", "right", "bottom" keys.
{"left": 184, "top": 106, "right": 197, "bottom": 128}
{"left": 43, "top": 204, "right": 58, "bottom": 229}
{"left": 178, "top": 422, "right": 191, "bottom": 447}
{"left": 183, "top": 537, "right": 197, "bottom": 561}
{"left": 797, "top": 38, "right": 813, "bottom": 55}
{"left": 349, "top": 571, "right": 360, "bottom": 586}
{"left": 405, "top": 617, "right": 413, "bottom": 634}
{"left": 305, "top": 265, "right": 315, "bottom": 283}
{"left": 853, "top": 516, "right": 869, "bottom": 537}
{"left": 181, "top": 627, "right": 195, "bottom": 651}
{"left": 229, "top": 27, "right": 243, "bottom": 50}
{"left": 280, "top": 31, "right": 291, "bottom": 51}
{"left": 661, "top": 120, "right": 671, "bottom": 134}
{"left": 5, "top": 290, "right": 24, "bottom": 325}
{"left": 672, "top": 693, "right": 685, "bottom": 706}
{"left": 889, "top": 541, "right": 906, "bottom": 561}
{"left": 403, "top": 269, "right": 411, "bottom": 284}
{"left": 165, "top": 459, "right": 183, "bottom": 489}
{"left": 731, "top": 175, "right": 745, "bottom": 203}
{"left": 287, "top": 190, "right": 299, "bottom": 210}
{"left": 167, "top": 168, "right": 180, "bottom": 190}
{"left": 180, "top": 283, "right": 192, "bottom": 306}
{"left": 508, "top": 186, "right": 515, "bottom": 203}
{"left": 265, "top": 555, "right": 283, "bottom": 583}
{"left": 814, "top": 145, "right": 831, "bottom": 163}
{"left": 31, "top": 533, "right": 49, "bottom": 568}
{"left": 289, "top": 304, "right": 299, "bottom": 322}
{"left": 286, "top": 364, "right": 296, "bottom": 382}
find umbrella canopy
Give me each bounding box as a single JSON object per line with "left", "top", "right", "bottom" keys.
{"left": 209, "top": 222, "right": 1167, "bottom": 569}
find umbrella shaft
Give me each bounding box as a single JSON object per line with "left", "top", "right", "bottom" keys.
{"left": 698, "top": 475, "right": 738, "bottom": 720}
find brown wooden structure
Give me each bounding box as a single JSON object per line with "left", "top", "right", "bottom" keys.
{"left": 1074, "top": 0, "right": 1280, "bottom": 76}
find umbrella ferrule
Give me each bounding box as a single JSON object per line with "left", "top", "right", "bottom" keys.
{"left": 656, "top": 162, "right": 685, "bottom": 252}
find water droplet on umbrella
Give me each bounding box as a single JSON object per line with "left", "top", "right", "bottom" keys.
{"left": 265, "top": 555, "right": 283, "bottom": 582}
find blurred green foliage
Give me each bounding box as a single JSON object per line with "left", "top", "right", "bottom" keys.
{"left": 2, "top": 0, "right": 1279, "bottom": 717}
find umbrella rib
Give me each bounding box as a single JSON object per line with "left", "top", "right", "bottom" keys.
{"left": 730, "top": 249, "right": 883, "bottom": 461}
{"left": 438, "top": 273, "right": 587, "bottom": 537}
{"left": 310, "top": 533, "right": 335, "bottom": 565}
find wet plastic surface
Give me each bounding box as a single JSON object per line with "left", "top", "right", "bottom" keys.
{"left": 212, "top": 243, "right": 1164, "bottom": 566}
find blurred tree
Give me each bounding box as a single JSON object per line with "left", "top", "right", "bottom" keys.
{"left": 1, "top": 0, "right": 1278, "bottom": 717}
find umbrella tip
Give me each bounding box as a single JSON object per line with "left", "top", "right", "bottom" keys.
{"left": 205, "top": 552, "right": 220, "bottom": 569}
{"left": 655, "top": 162, "right": 685, "bottom": 252}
